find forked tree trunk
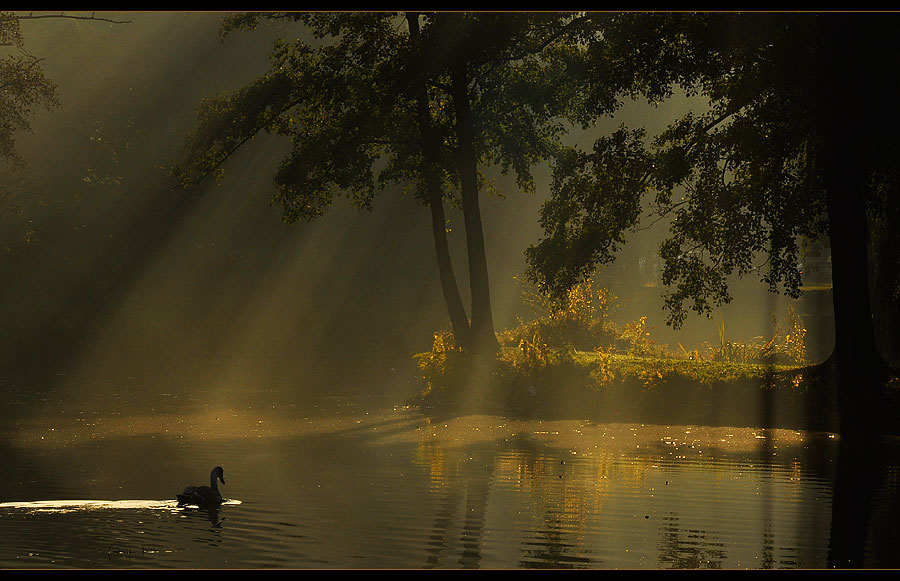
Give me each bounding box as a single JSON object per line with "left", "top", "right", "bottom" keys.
{"left": 450, "top": 58, "right": 500, "bottom": 355}
{"left": 407, "top": 13, "right": 472, "bottom": 350}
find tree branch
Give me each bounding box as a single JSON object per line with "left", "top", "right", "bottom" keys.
{"left": 503, "top": 13, "right": 595, "bottom": 64}
{"left": 635, "top": 198, "right": 688, "bottom": 231}
{"left": 181, "top": 131, "right": 259, "bottom": 190}
{"left": 473, "top": 13, "right": 595, "bottom": 89}
{"left": 179, "top": 91, "right": 309, "bottom": 189}
{"left": 16, "top": 12, "right": 132, "bottom": 24}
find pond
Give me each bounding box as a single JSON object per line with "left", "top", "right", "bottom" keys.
{"left": 1, "top": 388, "right": 898, "bottom": 569}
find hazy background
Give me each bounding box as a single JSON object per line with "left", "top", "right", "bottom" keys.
{"left": 0, "top": 12, "right": 835, "bottom": 411}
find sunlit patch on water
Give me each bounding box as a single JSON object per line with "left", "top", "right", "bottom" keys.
{"left": 0, "top": 498, "right": 242, "bottom": 514}
{"left": 174, "top": 499, "right": 243, "bottom": 510}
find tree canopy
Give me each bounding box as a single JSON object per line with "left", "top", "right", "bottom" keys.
{"left": 0, "top": 12, "right": 58, "bottom": 222}
{"left": 527, "top": 12, "right": 838, "bottom": 328}
{"left": 175, "top": 12, "right": 592, "bottom": 353}
{"left": 0, "top": 11, "right": 130, "bottom": 242}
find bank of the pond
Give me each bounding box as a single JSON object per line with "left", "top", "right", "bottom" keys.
{"left": 411, "top": 349, "right": 849, "bottom": 432}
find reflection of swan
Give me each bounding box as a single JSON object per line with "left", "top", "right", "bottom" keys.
{"left": 176, "top": 466, "right": 225, "bottom": 507}
{"left": 185, "top": 502, "right": 224, "bottom": 527}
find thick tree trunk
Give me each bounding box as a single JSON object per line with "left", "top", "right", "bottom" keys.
{"left": 823, "top": 163, "right": 886, "bottom": 432}
{"left": 450, "top": 59, "right": 499, "bottom": 354}
{"left": 407, "top": 13, "right": 472, "bottom": 349}
{"left": 819, "top": 15, "right": 889, "bottom": 438}
{"left": 817, "top": 16, "right": 894, "bottom": 568}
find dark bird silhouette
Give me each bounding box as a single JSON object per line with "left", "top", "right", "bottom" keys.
{"left": 176, "top": 466, "right": 225, "bottom": 507}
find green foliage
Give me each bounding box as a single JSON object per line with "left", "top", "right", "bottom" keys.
{"left": 0, "top": 12, "right": 131, "bottom": 246}
{"left": 499, "top": 277, "right": 676, "bottom": 362}
{"left": 0, "top": 13, "right": 59, "bottom": 166}
{"left": 175, "top": 15, "right": 405, "bottom": 219}
{"left": 177, "top": 12, "right": 600, "bottom": 355}
{"left": 421, "top": 270, "right": 809, "bottom": 396}
{"left": 416, "top": 288, "right": 812, "bottom": 416}
{"left": 0, "top": 12, "right": 59, "bottom": 244}
{"left": 525, "top": 127, "right": 650, "bottom": 298}
{"left": 176, "top": 12, "right": 590, "bottom": 221}
{"left": 526, "top": 13, "right": 840, "bottom": 329}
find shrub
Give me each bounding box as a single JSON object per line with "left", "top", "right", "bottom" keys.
{"left": 588, "top": 346, "right": 614, "bottom": 384}
{"left": 702, "top": 307, "right": 808, "bottom": 366}
{"left": 616, "top": 315, "right": 668, "bottom": 357}
{"left": 500, "top": 327, "right": 576, "bottom": 377}
{"left": 500, "top": 278, "right": 617, "bottom": 351}
{"left": 415, "top": 328, "right": 466, "bottom": 396}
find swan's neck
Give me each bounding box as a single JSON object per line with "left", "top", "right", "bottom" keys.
{"left": 209, "top": 471, "right": 219, "bottom": 492}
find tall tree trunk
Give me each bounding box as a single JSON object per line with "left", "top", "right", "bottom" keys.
{"left": 450, "top": 58, "right": 499, "bottom": 354}
{"left": 428, "top": 188, "right": 473, "bottom": 349}
{"left": 819, "top": 15, "right": 889, "bottom": 438}
{"left": 407, "top": 12, "right": 472, "bottom": 349}
{"left": 817, "top": 16, "right": 894, "bottom": 568}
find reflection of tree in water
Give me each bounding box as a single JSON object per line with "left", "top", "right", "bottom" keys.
{"left": 418, "top": 433, "right": 606, "bottom": 569}
{"left": 757, "top": 426, "right": 775, "bottom": 569}
{"left": 865, "top": 463, "right": 900, "bottom": 568}
{"left": 417, "top": 441, "right": 494, "bottom": 569}
{"left": 458, "top": 469, "right": 490, "bottom": 569}
{"left": 657, "top": 513, "right": 727, "bottom": 569}
{"left": 424, "top": 484, "right": 464, "bottom": 568}
{"left": 507, "top": 436, "right": 603, "bottom": 569}
{"left": 827, "top": 436, "right": 885, "bottom": 568}
{"left": 518, "top": 518, "right": 595, "bottom": 569}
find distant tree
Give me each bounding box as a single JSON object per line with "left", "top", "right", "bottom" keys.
{"left": 525, "top": 12, "right": 897, "bottom": 433}
{"left": 175, "top": 12, "right": 590, "bottom": 354}
{"left": 0, "top": 11, "right": 129, "bottom": 245}
{"left": 0, "top": 12, "right": 58, "bottom": 236}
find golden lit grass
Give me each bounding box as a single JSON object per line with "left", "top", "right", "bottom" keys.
{"left": 573, "top": 351, "right": 803, "bottom": 386}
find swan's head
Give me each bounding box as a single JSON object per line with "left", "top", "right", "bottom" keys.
{"left": 212, "top": 466, "right": 225, "bottom": 485}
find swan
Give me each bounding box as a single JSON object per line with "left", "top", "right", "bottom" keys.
{"left": 176, "top": 466, "right": 225, "bottom": 507}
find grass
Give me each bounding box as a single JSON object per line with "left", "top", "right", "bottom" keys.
{"left": 573, "top": 350, "right": 803, "bottom": 386}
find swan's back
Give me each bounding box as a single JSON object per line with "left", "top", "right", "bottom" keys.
{"left": 177, "top": 466, "right": 225, "bottom": 507}
{"left": 177, "top": 485, "right": 221, "bottom": 506}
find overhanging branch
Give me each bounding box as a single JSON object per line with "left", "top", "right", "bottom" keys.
{"left": 16, "top": 12, "right": 132, "bottom": 24}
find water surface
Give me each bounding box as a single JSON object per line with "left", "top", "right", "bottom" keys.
{"left": 1, "top": 390, "right": 898, "bottom": 569}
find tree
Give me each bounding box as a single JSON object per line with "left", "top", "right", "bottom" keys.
{"left": 175, "top": 12, "right": 588, "bottom": 355}
{"left": 0, "top": 12, "right": 58, "bottom": 235}
{"left": 525, "top": 13, "right": 897, "bottom": 434}
{"left": 0, "top": 11, "right": 130, "bottom": 245}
